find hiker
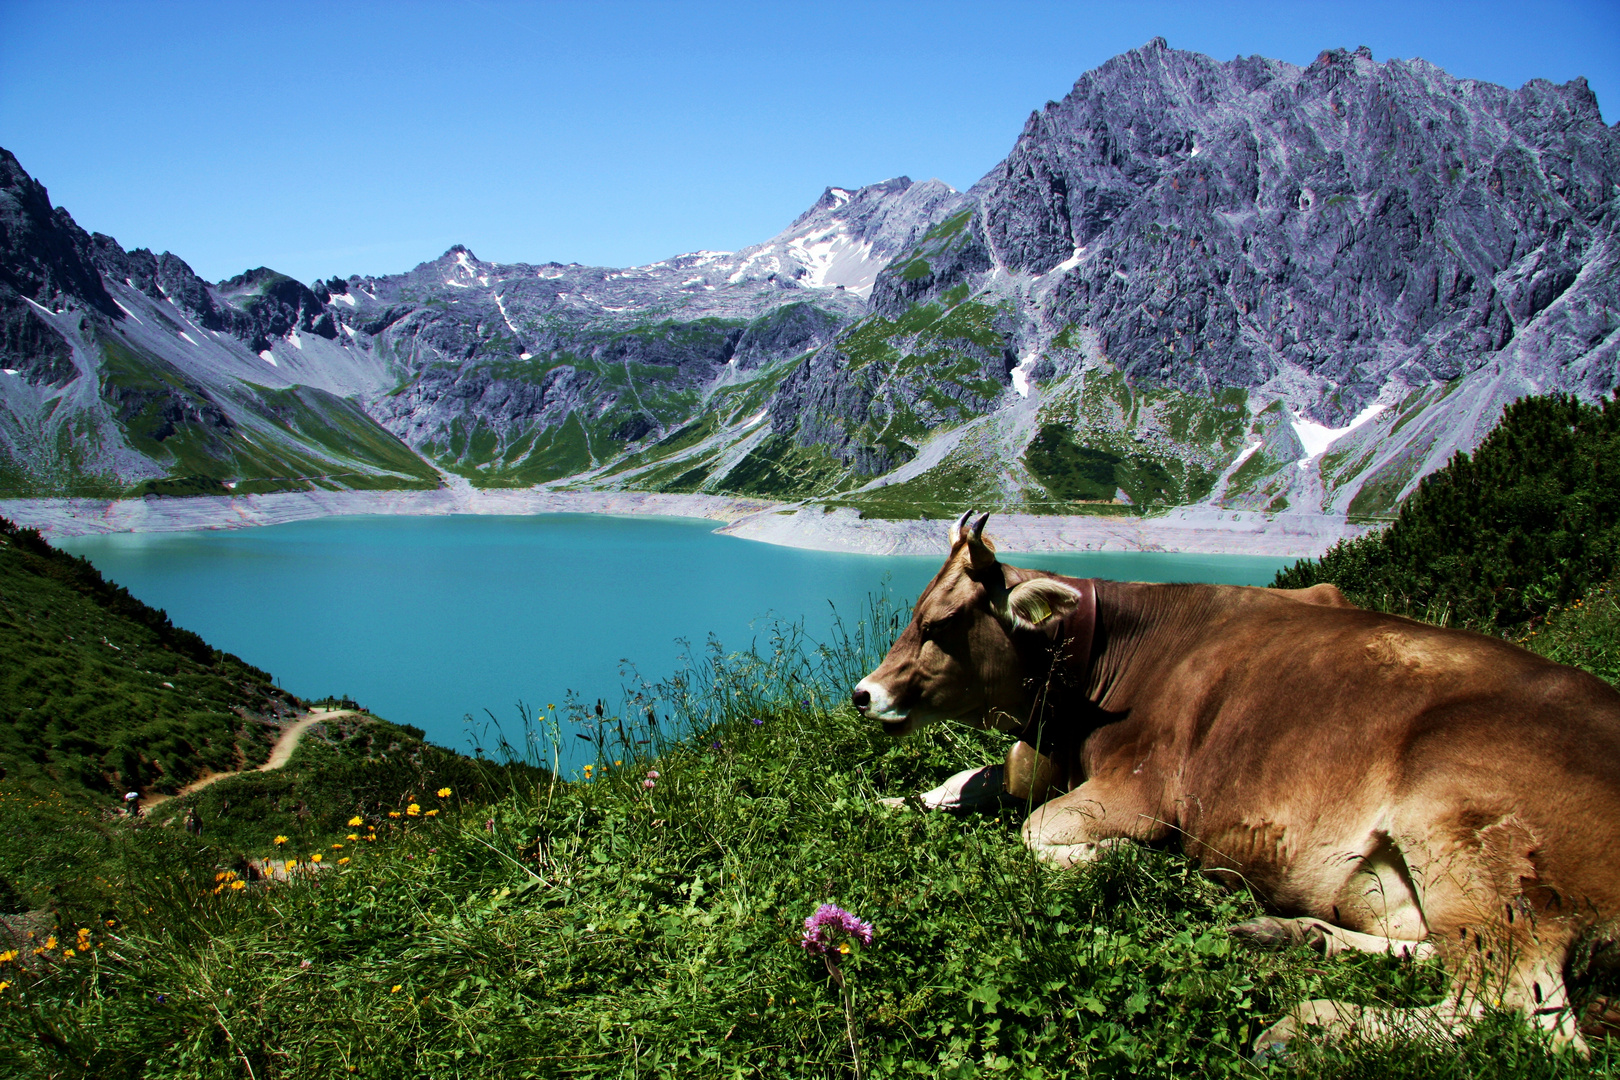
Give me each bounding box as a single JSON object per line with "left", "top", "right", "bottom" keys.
{"left": 123, "top": 791, "right": 139, "bottom": 818}
{"left": 184, "top": 807, "right": 201, "bottom": 835}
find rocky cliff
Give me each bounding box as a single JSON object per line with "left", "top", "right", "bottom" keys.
{"left": 2, "top": 41, "right": 1615, "bottom": 529}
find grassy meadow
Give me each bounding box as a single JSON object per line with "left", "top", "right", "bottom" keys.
{"left": 3, "top": 589, "right": 1620, "bottom": 1079}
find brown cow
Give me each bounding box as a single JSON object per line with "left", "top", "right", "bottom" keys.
{"left": 852, "top": 511, "right": 1620, "bottom": 1053}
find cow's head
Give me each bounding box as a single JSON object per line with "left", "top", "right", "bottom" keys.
{"left": 851, "top": 511, "right": 1083, "bottom": 735}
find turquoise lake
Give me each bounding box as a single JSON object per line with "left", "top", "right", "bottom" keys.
{"left": 56, "top": 514, "right": 1289, "bottom": 763}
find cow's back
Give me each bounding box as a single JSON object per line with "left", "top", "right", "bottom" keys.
{"left": 1111, "top": 586, "right": 1620, "bottom": 924}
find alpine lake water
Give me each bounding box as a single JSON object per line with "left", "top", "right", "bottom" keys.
{"left": 56, "top": 513, "right": 1291, "bottom": 774}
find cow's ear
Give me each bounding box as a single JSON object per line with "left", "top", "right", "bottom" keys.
{"left": 1003, "top": 578, "right": 1080, "bottom": 633}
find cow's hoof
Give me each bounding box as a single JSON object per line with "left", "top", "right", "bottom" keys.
{"left": 1251, "top": 1017, "right": 1298, "bottom": 1060}
{"left": 1229, "top": 917, "right": 1329, "bottom": 954}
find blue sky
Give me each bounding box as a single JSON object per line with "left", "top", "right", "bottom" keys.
{"left": 2, "top": 1, "right": 1615, "bottom": 284}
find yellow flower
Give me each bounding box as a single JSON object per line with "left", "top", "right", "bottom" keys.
{"left": 839, "top": 942, "right": 851, "bottom": 955}
{"left": 285, "top": 859, "right": 297, "bottom": 871}
{"left": 406, "top": 804, "right": 421, "bottom": 817}
{"left": 273, "top": 835, "right": 288, "bottom": 846}
{"left": 311, "top": 853, "right": 323, "bottom": 864}
{"left": 338, "top": 857, "right": 350, "bottom": 865}
{"left": 332, "top": 843, "right": 344, "bottom": 850}
{"left": 348, "top": 816, "right": 365, "bottom": 827}
{"left": 44, "top": 936, "right": 56, "bottom": 950}
{"left": 347, "top": 834, "right": 359, "bottom": 841}
{"left": 61, "top": 948, "right": 75, "bottom": 959}
{"left": 424, "top": 809, "right": 439, "bottom": 817}
{"left": 388, "top": 811, "right": 401, "bottom": 819}
{"left": 614, "top": 760, "right": 622, "bottom": 766}
{"left": 230, "top": 880, "right": 246, "bottom": 891}
{"left": 0, "top": 981, "right": 9, "bottom": 992}
{"left": 214, "top": 871, "right": 228, "bottom": 882}
{"left": 436, "top": 787, "right": 451, "bottom": 798}
{"left": 0, "top": 950, "right": 16, "bottom": 963}
{"left": 390, "top": 984, "right": 403, "bottom": 994}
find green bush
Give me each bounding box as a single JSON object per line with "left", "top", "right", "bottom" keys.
{"left": 1276, "top": 394, "right": 1620, "bottom": 632}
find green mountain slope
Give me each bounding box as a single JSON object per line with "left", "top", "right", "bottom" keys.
{"left": 0, "top": 515, "right": 298, "bottom": 802}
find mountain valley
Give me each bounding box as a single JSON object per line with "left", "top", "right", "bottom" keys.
{"left": 2, "top": 39, "right": 1616, "bottom": 532}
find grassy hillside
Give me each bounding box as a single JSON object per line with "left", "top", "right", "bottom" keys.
{"left": 1275, "top": 393, "right": 1620, "bottom": 632}
{"left": 0, "top": 515, "right": 298, "bottom": 804}
{"left": 4, "top": 600, "right": 1619, "bottom": 1077}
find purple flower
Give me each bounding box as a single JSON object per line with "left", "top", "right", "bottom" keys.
{"left": 712, "top": 741, "right": 721, "bottom": 750}
{"left": 800, "top": 903, "right": 874, "bottom": 956}
{"left": 751, "top": 717, "right": 764, "bottom": 726}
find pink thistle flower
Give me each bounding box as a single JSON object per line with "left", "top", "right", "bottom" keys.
{"left": 642, "top": 779, "right": 656, "bottom": 789}
{"left": 646, "top": 770, "right": 660, "bottom": 779}
{"left": 800, "top": 903, "right": 874, "bottom": 956}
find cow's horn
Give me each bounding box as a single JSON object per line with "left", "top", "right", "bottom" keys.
{"left": 949, "top": 508, "right": 974, "bottom": 546}
{"left": 965, "top": 512, "right": 996, "bottom": 570}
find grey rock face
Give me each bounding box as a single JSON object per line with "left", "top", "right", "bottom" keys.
{"left": 930, "top": 39, "right": 1618, "bottom": 424}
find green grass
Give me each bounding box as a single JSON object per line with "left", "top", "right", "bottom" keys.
{"left": 3, "top": 594, "right": 1615, "bottom": 1077}
{"left": 0, "top": 518, "right": 294, "bottom": 818}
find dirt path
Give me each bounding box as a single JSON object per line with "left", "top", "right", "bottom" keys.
{"left": 141, "top": 708, "right": 361, "bottom": 811}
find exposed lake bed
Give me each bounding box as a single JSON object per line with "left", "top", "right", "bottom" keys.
{"left": 1, "top": 481, "right": 1371, "bottom": 556}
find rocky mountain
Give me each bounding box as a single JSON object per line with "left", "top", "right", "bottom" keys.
{"left": 2, "top": 40, "right": 1616, "bottom": 528}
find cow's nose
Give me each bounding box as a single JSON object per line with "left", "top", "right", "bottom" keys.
{"left": 851, "top": 687, "right": 871, "bottom": 712}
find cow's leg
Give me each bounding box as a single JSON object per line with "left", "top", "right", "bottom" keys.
{"left": 1020, "top": 778, "right": 1169, "bottom": 868}
{"left": 1254, "top": 944, "right": 1585, "bottom": 1057}
{"left": 878, "top": 764, "right": 1007, "bottom": 811}
{"left": 1230, "top": 916, "right": 1434, "bottom": 960}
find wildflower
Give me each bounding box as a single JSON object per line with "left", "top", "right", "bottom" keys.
{"left": 338, "top": 857, "right": 350, "bottom": 865}
{"left": 406, "top": 803, "right": 421, "bottom": 817}
{"left": 285, "top": 859, "right": 297, "bottom": 871}
{"left": 424, "top": 809, "right": 439, "bottom": 817}
{"left": 332, "top": 843, "right": 344, "bottom": 850}
{"left": 347, "top": 834, "right": 359, "bottom": 841}
{"left": 230, "top": 880, "right": 246, "bottom": 891}
{"left": 299, "top": 959, "right": 313, "bottom": 969}
{"left": 436, "top": 787, "right": 451, "bottom": 798}
{"left": 388, "top": 811, "right": 401, "bottom": 819}
{"left": 643, "top": 779, "right": 656, "bottom": 790}
{"left": 44, "top": 936, "right": 56, "bottom": 950}
{"left": 311, "top": 853, "right": 323, "bottom": 864}
{"left": 484, "top": 818, "right": 495, "bottom": 832}
{"left": 0, "top": 950, "right": 15, "bottom": 963}
{"left": 61, "top": 948, "right": 75, "bottom": 959}
{"left": 273, "top": 835, "right": 289, "bottom": 846}
{"left": 0, "top": 981, "right": 9, "bottom": 992}
{"left": 390, "top": 984, "right": 403, "bottom": 994}
{"left": 647, "top": 770, "right": 660, "bottom": 779}
{"left": 751, "top": 717, "right": 763, "bottom": 726}
{"left": 614, "top": 760, "right": 622, "bottom": 767}
{"left": 348, "top": 816, "right": 365, "bottom": 827}
{"left": 801, "top": 904, "right": 874, "bottom": 956}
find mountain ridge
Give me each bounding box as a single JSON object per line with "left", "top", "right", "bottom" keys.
{"left": 1, "top": 40, "right": 1616, "bottom": 535}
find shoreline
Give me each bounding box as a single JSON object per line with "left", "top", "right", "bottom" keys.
{"left": 0, "top": 485, "right": 1375, "bottom": 558}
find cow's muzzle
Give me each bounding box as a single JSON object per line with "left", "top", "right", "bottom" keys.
{"left": 853, "top": 679, "right": 913, "bottom": 734}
